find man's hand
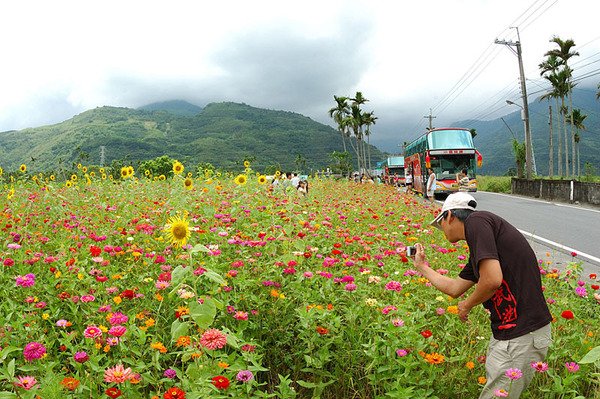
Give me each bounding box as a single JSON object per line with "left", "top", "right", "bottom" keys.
{"left": 458, "top": 300, "right": 471, "bottom": 322}
{"left": 412, "top": 243, "right": 428, "bottom": 272}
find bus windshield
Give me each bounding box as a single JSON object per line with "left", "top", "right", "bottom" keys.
{"left": 428, "top": 129, "right": 473, "bottom": 150}
{"left": 430, "top": 154, "right": 475, "bottom": 180}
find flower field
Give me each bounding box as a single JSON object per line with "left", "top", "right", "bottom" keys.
{"left": 1, "top": 165, "right": 599, "bottom": 399}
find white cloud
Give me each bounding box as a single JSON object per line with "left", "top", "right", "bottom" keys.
{"left": 1, "top": 0, "right": 599, "bottom": 150}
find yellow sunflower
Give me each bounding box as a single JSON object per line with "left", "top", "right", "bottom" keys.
{"left": 65, "top": 181, "right": 72, "bottom": 187}
{"left": 20, "top": 164, "right": 27, "bottom": 173}
{"left": 159, "top": 174, "right": 166, "bottom": 181}
{"left": 50, "top": 174, "right": 55, "bottom": 181}
{"left": 244, "top": 160, "right": 251, "bottom": 168}
{"left": 99, "top": 167, "right": 105, "bottom": 174}
{"left": 120, "top": 167, "right": 129, "bottom": 179}
{"left": 234, "top": 174, "right": 247, "bottom": 186}
{"left": 184, "top": 178, "right": 194, "bottom": 190}
{"left": 127, "top": 166, "right": 134, "bottom": 177}
{"left": 164, "top": 215, "right": 191, "bottom": 247}
{"left": 258, "top": 175, "right": 267, "bottom": 185}
{"left": 145, "top": 170, "right": 151, "bottom": 176}
{"left": 0, "top": 167, "right": 3, "bottom": 176}
{"left": 173, "top": 161, "right": 184, "bottom": 175}
{"left": 71, "top": 174, "right": 78, "bottom": 182}
{"left": 82, "top": 166, "right": 88, "bottom": 173}
{"left": 274, "top": 170, "right": 281, "bottom": 177}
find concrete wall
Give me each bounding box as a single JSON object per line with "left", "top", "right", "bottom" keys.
{"left": 511, "top": 178, "right": 600, "bottom": 206}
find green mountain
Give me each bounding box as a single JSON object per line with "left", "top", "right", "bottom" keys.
{"left": 137, "top": 100, "right": 203, "bottom": 116}
{"left": 458, "top": 89, "right": 600, "bottom": 176}
{"left": 0, "top": 102, "right": 385, "bottom": 173}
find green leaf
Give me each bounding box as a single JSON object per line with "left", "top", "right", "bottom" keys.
{"left": 170, "top": 320, "right": 191, "bottom": 342}
{"left": 6, "top": 359, "right": 14, "bottom": 379}
{"left": 202, "top": 269, "right": 226, "bottom": 285}
{"left": 171, "top": 265, "right": 190, "bottom": 286}
{"left": 191, "top": 244, "right": 210, "bottom": 254}
{"left": 189, "top": 298, "right": 217, "bottom": 329}
{"left": 579, "top": 345, "right": 600, "bottom": 364}
{"left": 296, "top": 379, "right": 317, "bottom": 389}
{"left": 0, "top": 392, "right": 17, "bottom": 399}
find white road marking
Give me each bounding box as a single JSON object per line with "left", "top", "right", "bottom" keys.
{"left": 518, "top": 229, "right": 600, "bottom": 267}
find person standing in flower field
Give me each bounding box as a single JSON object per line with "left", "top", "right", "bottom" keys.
{"left": 412, "top": 192, "right": 552, "bottom": 399}
{"left": 426, "top": 167, "right": 436, "bottom": 203}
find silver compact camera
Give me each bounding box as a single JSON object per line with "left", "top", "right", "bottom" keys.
{"left": 406, "top": 246, "right": 416, "bottom": 257}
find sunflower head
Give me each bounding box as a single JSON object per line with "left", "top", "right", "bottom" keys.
{"left": 120, "top": 167, "right": 129, "bottom": 178}
{"left": 234, "top": 174, "right": 247, "bottom": 186}
{"left": 258, "top": 175, "right": 267, "bottom": 185}
{"left": 173, "top": 161, "right": 184, "bottom": 175}
{"left": 20, "top": 164, "right": 27, "bottom": 173}
{"left": 184, "top": 178, "right": 194, "bottom": 190}
{"left": 164, "top": 215, "right": 191, "bottom": 247}
{"left": 243, "top": 160, "right": 250, "bottom": 168}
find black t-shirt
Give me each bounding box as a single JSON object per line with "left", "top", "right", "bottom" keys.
{"left": 458, "top": 211, "right": 551, "bottom": 340}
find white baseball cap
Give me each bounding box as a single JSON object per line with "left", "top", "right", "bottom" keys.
{"left": 430, "top": 192, "right": 477, "bottom": 229}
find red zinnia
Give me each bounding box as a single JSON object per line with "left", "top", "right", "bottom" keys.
{"left": 105, "top": 387, "right": 122, "bottom": 398}
{"left": 316, "top": 326, "right": 329, "bottom": 335}
{"left": 591, "top": 284, "right": 599, "bottom": 291}
{"left": 90, "top": 245, "right": 102, "bottom": 257}
{"left": 163, "top": 386, "right": 186, "bottom": 399}
{"left": 420, "top": 330, "right": 433, "bottom": 338}
{"left": 561, "top": 310, "right": 575, "bottom": 320}
{"left": 120, "top": 289, "right": 135, "bottom": 299}
{"left": 211, "top": 375, "right": 230, "bottom": 390}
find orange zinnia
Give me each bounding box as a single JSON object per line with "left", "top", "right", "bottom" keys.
{"left": 60, "top": 377, "right": 80, "bottom": 391}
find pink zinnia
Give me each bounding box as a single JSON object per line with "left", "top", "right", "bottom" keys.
{"left": 108, "top": 326, "right": 127, "bottom": 337}
{"left": 14, "top": 375, "right": 38, "bottom": 390}
{"left": 494, "top": 389, "right": 509, "bottom": 397}
{"left": 80, "top": 295, "right": 95, "bottom": 303}
{"left": 200, "top": 328, "right": 227, "bottom": 350}
{"left": 531, "top": 361, "right": 549, "bottom": 373}
{"left": 385, "top": 281, "right": 402, "bottom": 292}
{"left": 505, "top": 368, "right": 523, "bottom": 380}
{"left": 236, "top": 370, "right": 254, "bottom": 382}
{"left": 565, "top": 362, "right": 580, "bottom": 373}
{"left": 104, "top": 364, "right": 134, "bottom": 383}
{"left": 396, "top": 349, "right": 408, "bottom": 357}
{"left": 15, "top": 273, "right": 36, "bottom": 288}
{"left": 83, "top": 325, "right": 102, "bottom": 338}
{"left": 73, "top": 351, "right": 89, "bottom": 363}
{"left": 23, "top": 342, "right": 46, "bottom": 362}
{"left": 233, "top": 311, "right": 249, "bottom": 321}
{"left": 345, "top": 283, "right": 357, "bottom": 291}
{"left": 109, "top": 312, "right": 129, "bottom": 325}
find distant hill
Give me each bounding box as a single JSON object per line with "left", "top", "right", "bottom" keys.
{"left": 137, "top": 100, "right": 203, "bottom": 116}
{"left": 456, "top": 89, "right": 600, "bottom": 176}
{"left": 0, "top": 102, "right": 385, "bottom": 173}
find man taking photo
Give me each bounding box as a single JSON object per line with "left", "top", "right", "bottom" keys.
{"left": 412, "top": 192, "right": 552, "bottom": 399}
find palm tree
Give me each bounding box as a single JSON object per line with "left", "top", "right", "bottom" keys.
{"left": 349, "top": 92, "right": 370, "bottom": 175}
{"left": 566, "top": 109, "right": 587, "bottom": 176}
{"left": 544, "top": 37, "right": 579, "bottom": 176}
{"left": 538, "top": 55, "right": 561, "bottom": 177}
{"left": 328, "top": 96, "right": 350, "bottom": 152}
{"left": 362, "top": 111, "right": 378, "bottom": 173}
{"left": 540, "top": 70, "right": 568, "bottom": 177}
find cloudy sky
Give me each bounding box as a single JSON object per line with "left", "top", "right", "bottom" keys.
{"left": 1, "top": 0, "right": 599, "bottom": 152}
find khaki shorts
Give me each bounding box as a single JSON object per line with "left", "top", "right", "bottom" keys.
{"left": 479, "top": 323, "right": 551, "bottom": 399}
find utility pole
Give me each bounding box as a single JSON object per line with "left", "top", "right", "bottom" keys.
{"left": 548, "top": 105, "right": 553, "bottom": 178}
{"left": 495, "top": 27, "right": 533, "bottom": 179}
{"left": 424, "top": 108, "right": 436, "bottom": 130}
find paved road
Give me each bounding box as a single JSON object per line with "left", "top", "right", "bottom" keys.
{"left": 467, "top": 191, "right": 600, "bottom": 275}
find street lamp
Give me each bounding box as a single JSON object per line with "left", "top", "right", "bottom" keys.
{"left": 506, "top": 100, "right": 535, "bottom": 178}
